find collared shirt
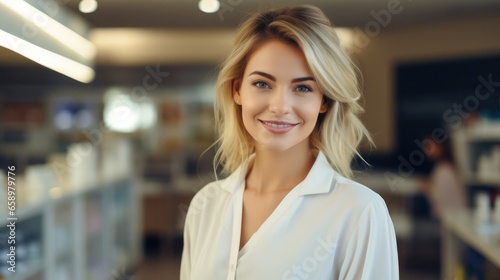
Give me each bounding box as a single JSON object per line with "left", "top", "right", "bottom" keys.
{"left": 180, "top": 150, "right": 399, "bottom": 280}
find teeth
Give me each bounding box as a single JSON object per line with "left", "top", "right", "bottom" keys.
{"left": 264, "top": 122, "right": 293, "bottom": 128}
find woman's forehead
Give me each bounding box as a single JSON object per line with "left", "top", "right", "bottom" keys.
{"left": 244, "top": 40, "right": 314, "bottom": 81}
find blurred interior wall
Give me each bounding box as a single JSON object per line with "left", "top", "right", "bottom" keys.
{"left": 355, "top": 12, "right": 500, "bottom": 153}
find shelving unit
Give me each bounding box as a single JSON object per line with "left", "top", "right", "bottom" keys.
{"left": 441, "top": 123, "right": 500, "bottom": 279}
{"left": 0, "top": 177, "right": 141, "bottom": 280}
{"left": 441, "top": 210, "right": 500, "bottom": 279}
{"left": 452, "top": 125, "right": 500, "bottom": 187}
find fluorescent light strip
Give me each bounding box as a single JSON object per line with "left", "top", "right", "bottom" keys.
{"left": 0, "top": 0, "right": 96, "bottom": 60}
{"left": 0, "top": 29, "right": 95, "bottom": 83}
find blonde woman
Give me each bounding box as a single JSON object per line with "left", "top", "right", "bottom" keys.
{"left": 181, "top": 4, "right": 398, "bottom": 280}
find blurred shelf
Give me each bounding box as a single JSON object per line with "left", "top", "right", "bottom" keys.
{"left": 141, "top": 176, "right": 209, "bottom": 196}
{"left": 452, "top": 125, "right": 500, "bottom": 186}
{"left": 464, "top": 126, "right": 500, "bottom": 142}
{"left": 353, "top": 171, "right": 421, "bottom": 196}
{"left": 441, "top": 210, "right": 500, "bottom": 269}
{"left": 0, "top": 177, "right": 141, "bottom": 280}
{"left": 0, "top": 201, "right": 44, "bottom": 227}
{"left": 0, "top": 177, "right": 131, "bottom": 227}
{"left": 469, "top": 178, "right": 500, "bottom": 187}
{"left": 10, "top": 259, "right": 44, "bottom": 280}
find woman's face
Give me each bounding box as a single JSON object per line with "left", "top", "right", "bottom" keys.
{"left": 233, "top": 39, "right": 327, "bottom": 153}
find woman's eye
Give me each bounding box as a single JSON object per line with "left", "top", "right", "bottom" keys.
{"left": 252, "top": 81, "right": 312, "bottom": 92}
{"left": 253, "top": 81, "right": 270, "bottom": 89}
{"left": 296, "top": 85, "right": 312, "bottom": 92}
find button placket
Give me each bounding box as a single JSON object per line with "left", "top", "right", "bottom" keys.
{"left": 227, "top": 183, "right": 244, "bottom": 280}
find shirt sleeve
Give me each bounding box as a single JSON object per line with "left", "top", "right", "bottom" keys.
{"left": 180, "top": 210, "right": 192, "bottom": 280}
{"left": 338, "top": 197, "right": 399, "bottom": 280}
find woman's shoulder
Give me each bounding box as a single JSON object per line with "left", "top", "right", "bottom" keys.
{"left": 335, "top": 174, "right": 382, "bottom": 202}
{"left": 185, "top": 176, "right": 234, "bottom": 218}
{"left": 332, "top": 173, "right": 386, "bottom": 207}
{"left": 327, "top": 173, "right": 395, "bottom": 237}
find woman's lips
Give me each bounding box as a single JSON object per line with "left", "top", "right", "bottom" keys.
{"left": 259, "top": 120, "right": 298, "bottom": 134}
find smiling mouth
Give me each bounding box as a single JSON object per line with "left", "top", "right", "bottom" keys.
{"left": 259, "top": 120, "right": 298, "bottom": 128}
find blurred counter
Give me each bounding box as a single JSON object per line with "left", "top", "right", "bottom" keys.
{"left": 441, "top": 209, "right": 500, "bottom": 279}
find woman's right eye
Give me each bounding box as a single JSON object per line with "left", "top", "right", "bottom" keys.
{"left": 252, "top": 81, "right": 270, "bottom": 89}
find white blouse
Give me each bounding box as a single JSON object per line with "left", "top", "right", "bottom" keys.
{"left": 180, "top": 151, "right": 399, "bottom": 280}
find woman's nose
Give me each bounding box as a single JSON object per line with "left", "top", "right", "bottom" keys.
{"left": 269, "top": 88, "right": 291, "bottom": 115}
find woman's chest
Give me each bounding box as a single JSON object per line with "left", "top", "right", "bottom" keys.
{"left": 240, "top": 190, "right": 290, "bottom": 250}
{"left": 189, "top": 190, "right": 353, "bottom": 280}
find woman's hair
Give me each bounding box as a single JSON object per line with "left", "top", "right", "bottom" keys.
{"left": 211, "top": 4, "right": 373, "bottom": 179}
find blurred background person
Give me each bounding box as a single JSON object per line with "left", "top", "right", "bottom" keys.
{"left": 418, "top": 134, "right": 467, "bottom": 219}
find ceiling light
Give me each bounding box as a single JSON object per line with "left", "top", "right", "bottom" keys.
{"left": 0, "top": 0, "right": 96, "bottom": 60}
{"left": 199, "top": 0, "right": 220, "bottom": 14}
{"left": 0, "top": 29, "right": 95, "bottom": 83}
{"left": 79, "top": 0, "right": 98, "bottom": 14}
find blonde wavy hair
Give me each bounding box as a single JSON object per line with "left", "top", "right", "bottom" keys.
{"left": 211, "top": 4, "right": 373, "bottom": 179}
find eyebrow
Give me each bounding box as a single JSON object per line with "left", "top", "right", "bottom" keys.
{"left": 249, "top": 71, "right": 315, "bottom": 83}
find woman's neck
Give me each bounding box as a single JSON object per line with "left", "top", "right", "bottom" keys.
{"left": 245, "top": 143, "right": 316, "bottom": 194}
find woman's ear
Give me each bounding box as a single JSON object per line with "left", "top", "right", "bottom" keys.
{"left": 233, "top": 79, "right": 242, "bottom": 105}
{"left": 319, "top": 98, "right": 329, "bottom": 113}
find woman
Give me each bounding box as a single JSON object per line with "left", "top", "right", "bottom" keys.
{"left": 419, "top": 135, "right": 467, "bottom": 219}
{"left": 181, "top": 4, "right": 398, "bottom": 279}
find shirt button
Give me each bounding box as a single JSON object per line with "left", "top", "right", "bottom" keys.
{"left": 230, "top": 264, "right": 235, "bottom": 272}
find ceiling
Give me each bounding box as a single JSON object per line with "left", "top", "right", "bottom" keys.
{"left": 2, "top": 0, "right": 500, "bottom": 84}
{"left": 64, "top": 0, "right": 500, "bottom": 29}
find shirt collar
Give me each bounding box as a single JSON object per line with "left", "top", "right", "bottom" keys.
{"left": 219, "top": 150, "right": 337, "bottom": 196}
